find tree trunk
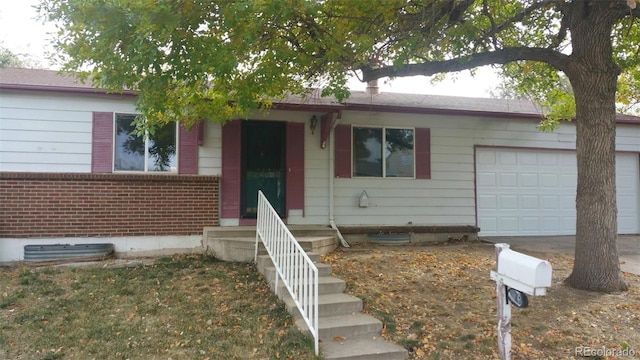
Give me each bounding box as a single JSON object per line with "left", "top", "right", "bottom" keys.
{"left": 565, "top": 3, "right": 627, "bottom": 292}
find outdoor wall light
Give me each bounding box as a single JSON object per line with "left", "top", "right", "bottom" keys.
{"left": 309, "top": 115, "right": 318, "bottom": 134}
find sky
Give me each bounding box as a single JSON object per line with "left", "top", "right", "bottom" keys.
{"left": 0, "top": 0, "right": 502, "bottom": 98}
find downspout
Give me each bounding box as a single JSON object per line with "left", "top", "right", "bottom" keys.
{"left": 327, "top": 113, "right": 350, "bottom": 247}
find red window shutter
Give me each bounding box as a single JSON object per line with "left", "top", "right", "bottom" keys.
{"left": 415, "top": 128, "right": 431, "bottom": 179}
{"left": 334, "top": 124, "right": 351, "bottom": 178}
{"left": 221, "top": 120, "right": 242, "bottom": 219}
{"left": 286, "top": 122, "right": 305, "bottom": 216}
{"left": 178, "top": 122, "right": 199, "bottom": 174}
{"left": 91, "top": 112, "right": 114, "bottom": 173}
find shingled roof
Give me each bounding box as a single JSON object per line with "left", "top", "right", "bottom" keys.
{"left": 0, "top": 67, "right": 135, "bottom": 95}
{"left": 1, "top": 67, "right": 638, "bottom": 123}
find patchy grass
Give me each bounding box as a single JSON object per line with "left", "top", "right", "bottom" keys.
{"left": 0, "top": 255, "right": 319, "bottom": 360}
{"left": 323, "top": 242, "right": 640, "bottom": 360}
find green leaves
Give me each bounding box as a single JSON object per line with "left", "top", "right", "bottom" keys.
{"left": 40, "top": 0, "right": 639, "bottom": 125}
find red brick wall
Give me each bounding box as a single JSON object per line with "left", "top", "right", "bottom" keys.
{"left": 0, "top": 172, "right": 219, "bottom": 238}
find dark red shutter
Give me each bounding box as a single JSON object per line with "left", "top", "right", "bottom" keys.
{"left": 334, "top": 124, "right": 351, "bottom": 178}
{"left": 221, "top": 120, "right": 242, "bottom": 219}
{"left": 91, "top": 112, "right": 114, "bottom": 173}
{"left": 415, "top": 127, "right": 431, "bottom": 179}
{"left": 286, "top": 122, "right": 305, "bottom": 216}
{"left": 178, "top": 122, "right": 199, "bottom": 174}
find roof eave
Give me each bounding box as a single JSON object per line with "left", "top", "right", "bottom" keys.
{"left": 0, "top": 83, "right": 136, "bottom": 97}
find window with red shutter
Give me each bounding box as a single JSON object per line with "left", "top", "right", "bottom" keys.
{"left": 336, "top": 125, "right": 431, "bottom": 179}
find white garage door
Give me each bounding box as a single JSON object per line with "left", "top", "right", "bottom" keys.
{"left": 476, "top": 148, "right": 639, "bottom": 236}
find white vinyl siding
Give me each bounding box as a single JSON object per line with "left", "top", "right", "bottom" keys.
{"left": 0, "top": 92, "right": 136, "bottom": 172}
{"left": 2, "top": 90, "right": 639, "bottom": 232}
{"left": 198, "top": 121, "right": 222, "bottom": 175}
{"left": 328, "top": 111, "right": 639, "bottom": 228}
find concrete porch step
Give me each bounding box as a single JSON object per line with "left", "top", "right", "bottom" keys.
{"left": 272, "top": 276, "right": 346, "bottom": 295}
{"left": 262, "top": 263, "right": 333, "bottom": 282}
{"left": 252, "top": 228, "right": 407, "bottom": 360}
{"left": 316, "top": 313, "right": 383, "bottom": 340}
{"left": 256, "top": 253, "right": 321, "bottom": 273}
{"left": 204, "top": 225, "right": 338, "bottom": 240}
{"left": 284, "top": 293, "right": 363, "bottom": 317}
{"left": 321, "top": 337, "right": 408, "bottom": 360}
{"left": 204, "top": 232, "right": 338, "bottom": 262}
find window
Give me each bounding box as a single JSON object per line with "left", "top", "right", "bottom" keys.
{"left": 114, "top": 114, "right": 177, "bottom": 172}
{"left": 353, "top": 126, "right": 414, "bottom": 178}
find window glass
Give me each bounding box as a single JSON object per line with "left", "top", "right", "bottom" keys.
{"left": 115, "top": 114, "right": 144, "bottom": 171}
{"left": 353, "top": 127, "right": 382, "bottom": 177}
{"left": 353, "top": 126, "right": 414, "bottom": 178}
{"left": 114, "top": 114, "right": 176, "bottom": 172}
{"left": 147, "top": 124, "right": 177, "bottom": 171}
{"left": 385, "top": 128, "right": 414, "bottom": 177}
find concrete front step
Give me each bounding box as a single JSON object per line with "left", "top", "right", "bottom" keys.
{"left": 204, "top": 234, "right": 337, "bottom": 262}
{"left": 321, "top": 337, "right": 408, "bottom": 360}
{"left": 316, "top": 313, "right": 383, "bottom": 340}
{"left": 204, "top": 225, "right": 338, "bottom": 240}
{"left": 272, "top": 276, "right": 346, "bottom": 295}
{"left": 284, "top": 293, "right": 363, "bottom": 318}
{"left": 251, "top": 228, "right": 407, "bottom": 360}
{"left": 256, "top": 253, "right": 321, "bottom": 274}
{"left": 262, "top": 263, "right": 333, "bottom": 282}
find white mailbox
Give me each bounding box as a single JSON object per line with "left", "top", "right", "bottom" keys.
{"left": 490, "top": 248, "right": 552, "bottom": 296}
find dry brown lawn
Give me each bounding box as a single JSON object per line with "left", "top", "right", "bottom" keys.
{"left": 322, "top": 241, "right": 639, "bottom": 360}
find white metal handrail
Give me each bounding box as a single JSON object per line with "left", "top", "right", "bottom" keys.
{"left": 255, "top": 190, "right": 319, "bottom": 355}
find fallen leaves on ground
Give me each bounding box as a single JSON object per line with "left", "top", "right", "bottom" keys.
{"left": 322, "top": 242, "right": 640, "bottom": 360}
{"left": 0, "top": 255, "right": 318, "bottom": 360}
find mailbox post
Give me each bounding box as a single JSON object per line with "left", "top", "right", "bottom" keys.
{"left": 490, "top": 243, "right": 552, "bottom": 360}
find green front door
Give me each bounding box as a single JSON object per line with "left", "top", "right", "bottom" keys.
{"left": 241, "top": 121, "right": 286, "bottom": 218}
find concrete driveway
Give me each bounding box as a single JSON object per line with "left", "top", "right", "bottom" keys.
{"left": 482, "top": 234, "right": 640, "bottom": 276}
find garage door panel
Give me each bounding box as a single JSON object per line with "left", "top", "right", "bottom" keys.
{"left": 500, "top": 217, "right": 518, "bottom": 231}
{"left": 477, "top": 195, "right": 497, "bottom": 209}
{"left": 560, "top": 155, "right": 576, "bottom": 167}
{"left": 477, "top": 172, "right": 497, "bottom": 187}
{"left": 542, "top": 217, "right": 560, "bottom": 230}
{"left": 562, "top": 217, "right": 576, "bottom": 232}
{"left": 560, "top": 195, "right": 575, "bottom": 210}
{"left": 540, "top": 153, "right": 559, "bottom": 166}
{"left": 499, "top": 173, "right": 517, "bottom": 187}
{"left": 518, "top": 152, "right": 538, "bottom": 165}
{"left": 541, "top": 174, "right": 559, "bottom": 187}
{"left": 477, "top": 148, "right": 639, "bottom": 236}
{"left": 499, "top": 152, "right": 517, "bottom": 165}
{"left": 520, "top": 195, "right": 539, "bottom": 209}
{"left": 541, "top": 195, "right": 559, "bottom": 209}
{"left": 520, "top": 173, "right": 538, "bottom": 187}
{"left": 520, "top": 217, "right": 540, "bottom": 232}
{"left": 560, "top": 174, "right": 577, "bottom": 188}
{"left": 500, "top": 195, "right": 518, "bottom": 209}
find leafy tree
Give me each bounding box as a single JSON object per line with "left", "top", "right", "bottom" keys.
{"left": 40, "top": 0, "right": 640, "bottom": 292}
{"left": 0, "top": 45, "right": 43, "bottom": 69}
{"left": 0, "top": 46, "right": 27, "bottom": 68}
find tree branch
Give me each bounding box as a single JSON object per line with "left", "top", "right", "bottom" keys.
{"left": 482, "top": 0, "right": 557, "bottom": 42}
{"left": 360, "top": 47, "right": 569, "bottom": 81}
{"left": 614, "top": 0, "right": 640, "bottom": 20}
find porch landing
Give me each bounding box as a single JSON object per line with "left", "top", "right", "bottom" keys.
{"left": 203, "top": 225, "right": 339, "bottom": 262}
